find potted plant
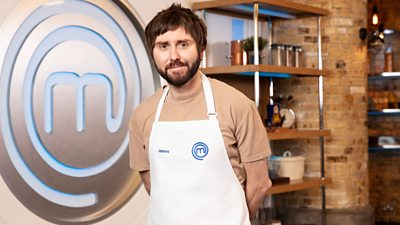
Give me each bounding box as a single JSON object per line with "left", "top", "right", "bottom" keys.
{"left": 242, "top": 36, "right": 268, "bottom": 64}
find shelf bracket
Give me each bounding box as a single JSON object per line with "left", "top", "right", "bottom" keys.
{"left": 253, "top": 2, "right": 260, "bottom": 108}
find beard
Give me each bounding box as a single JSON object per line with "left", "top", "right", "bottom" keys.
{"left": 156, "top": 57, "right": 201, "bottom": 87}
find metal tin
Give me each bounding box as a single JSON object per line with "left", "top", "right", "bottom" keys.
{"left": 230, "top": 40, "right": 243, "bottom": 65}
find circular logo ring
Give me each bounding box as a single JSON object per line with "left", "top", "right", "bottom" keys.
{"left": 192, "top": 142, "right": 209, "bottom": 160}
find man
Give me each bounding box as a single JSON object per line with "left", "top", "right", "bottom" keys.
{"left": 129, "top": 3, "right": 272, "bottom": 225}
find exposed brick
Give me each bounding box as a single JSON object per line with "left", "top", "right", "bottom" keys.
{"left": 330, "top": 18, "right": 354, "bottom": 26}
{"left": 336, "top": 59, "right": 346, "bottom": 69}
{"left": 327, "top": 156, "right": 348, "bottom": 163}
{"left": 304, "top": 36, "right": 317, "bottom": 43}
{"left": 298, "top": 27, "right": 310, "bottom": 34}
{"left": 344, "top": 147, "right": 354, "bottom": 154}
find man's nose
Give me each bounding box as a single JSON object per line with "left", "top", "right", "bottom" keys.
{"left": 169, "top": 46, "right": 180, "bottom": 61}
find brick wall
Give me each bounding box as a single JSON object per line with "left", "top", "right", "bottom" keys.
{"left": 270, "top": 0, "right": 370, "bottom": 217}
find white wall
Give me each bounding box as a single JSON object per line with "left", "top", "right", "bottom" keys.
{"left": 0, "top": 0, "right": 18, "bottom": 24}
{"left": 128, "top": 0, "right": 192, "bottom": 25}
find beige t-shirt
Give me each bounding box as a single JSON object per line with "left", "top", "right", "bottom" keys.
{"left": 129, "top": 77, "right": 271, "bottom": 185}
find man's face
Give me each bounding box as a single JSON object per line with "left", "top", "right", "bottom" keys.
{"left": 153, "top": 27, "right": 202, "bottom": 87}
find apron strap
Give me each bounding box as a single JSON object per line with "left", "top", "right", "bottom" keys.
{"left": 201, "top": 75, "right": 217, "bottom": 120}
{"left": 154, "top": 74, "right": 217, "bottom": 122}
{"left": 154, "top": 85, "right": 169, "bottom": 122}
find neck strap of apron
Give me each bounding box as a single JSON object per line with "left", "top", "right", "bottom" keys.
{"left": 154, "top": 74, "right": 217, "bottom": 122}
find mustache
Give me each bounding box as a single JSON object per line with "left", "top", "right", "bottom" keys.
{"left": 165, "top": 60, "right": 188, "bottom": 70}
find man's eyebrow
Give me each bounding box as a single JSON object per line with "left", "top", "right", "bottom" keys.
{"left": 155, "top": 39, "right": 193, "bottom": 45}
{"left": 177, "top": 39, "right": 193, "bottom": 43}
{"left": 155, "top": 41, "right": 169, "bottom": 45}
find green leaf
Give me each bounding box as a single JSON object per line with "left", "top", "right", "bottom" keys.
{"left": 242, "top": 36, "right": 268, "bottom": 51}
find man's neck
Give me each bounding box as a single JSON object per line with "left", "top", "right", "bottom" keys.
{"left": 168, "top": 71, "right": 202, "bottom": 99}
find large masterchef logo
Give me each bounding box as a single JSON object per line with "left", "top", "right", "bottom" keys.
{"left": 0, "top": 0, "right": 156, "bottom": 224}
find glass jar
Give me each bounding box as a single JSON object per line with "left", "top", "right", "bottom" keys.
{"left": 293, "top": 45, "right": 303, "bottom": 68}
{"left": 284, "top": 44, "right": 293, "bottom": 67}
{"left": 271, "top": 44, "right": 285, "bottom": 66}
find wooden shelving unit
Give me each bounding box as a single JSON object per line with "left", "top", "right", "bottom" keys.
{"left": 200, "top": 65, "right": 329, "bottom": 77}
{"left": 192, "top": 0, "right": 329, "bottom": 20}
{"left": 193, "top": 1, "right": 330, "bottom": 224}
{"left": 265, "top": 127, "right": 332, "bottom": 198}
{"left": 267, "top": 129, "right": 331, "bottom": 140}
{"left": 368, "top": 73, "right": 400, "bottom": 154}
{"left": 267, "top": 178, "right": 332, "bottom": 195}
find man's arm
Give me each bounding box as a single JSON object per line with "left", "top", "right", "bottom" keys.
{"left": 243, "top": 158, "right": 272, "bottom": 219}
{"left": 139, "top": 170, "right": 151, "bottom": 195}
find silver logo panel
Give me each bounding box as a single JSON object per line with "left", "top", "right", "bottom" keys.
{"left": 0, "top": 0, "right": 156, "bottom": 224}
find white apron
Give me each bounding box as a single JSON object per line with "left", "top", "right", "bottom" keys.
{"left": 148, "top": 75, "right": 251, "bottom": 225}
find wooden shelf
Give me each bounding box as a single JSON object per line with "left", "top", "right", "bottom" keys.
{"left": 192, "top": 0, "right": 329, "bottom": 20}
{"left": 201, "top": 65, "right": 328, "bottom": 77}
{"left": 368, "top": 129, "right": 400, "bottom": 137}
{"left": 267, "top": 129, "right": 331, "bottom": 140}
{"left": 369, "top": 146, "right": 400, "bottom": 152}
{"left": 368, "top": 72, "right": 400, "bottom": 79}
{"left": 368, "top": 109, "right": 400, "bottom": 116}
{"left": 267, "top": 177, "right": 331, "bottom": 195}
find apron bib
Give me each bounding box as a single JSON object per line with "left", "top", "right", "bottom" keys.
{"left": 148, "top": 75, "right": 250, "bottom": 225}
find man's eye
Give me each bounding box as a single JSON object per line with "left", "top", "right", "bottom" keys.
{"left": 178, "top": 42, "right": 188, "bottom": 48}
{"left": 158, "top": 44, "right": 169, "bottom": 50}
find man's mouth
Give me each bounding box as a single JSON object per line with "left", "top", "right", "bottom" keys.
{"left": 167, "top": 66, "right": 187, "bottom": 73}
{"left": 166, "top": 61, "right": 188, "bottom": 73}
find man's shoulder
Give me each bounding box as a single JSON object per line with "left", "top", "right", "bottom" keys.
{"left": 130, "top": 87, "right": 164, "bottom": 125}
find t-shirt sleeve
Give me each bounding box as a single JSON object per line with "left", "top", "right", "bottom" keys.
{"left": 129, "top": 112, "right": 150, "bottom": 172}
{"left": 234, "top": 99, "right": 271, "bottom": 163}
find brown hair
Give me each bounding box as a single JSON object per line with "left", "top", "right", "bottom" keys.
{"left": 145, "top": 3, "right": 207, "bottom": 56}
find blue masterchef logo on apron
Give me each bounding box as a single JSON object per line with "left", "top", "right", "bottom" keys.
{"left": 192, "top": 142, "right": 209, "bottom": 160}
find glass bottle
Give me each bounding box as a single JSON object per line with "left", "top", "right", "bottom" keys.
{"left": 272, "top": 104, "right": 282, "bottom": 127}
{"left": 384, "top": 46, "right": 393, "bottom": 72}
